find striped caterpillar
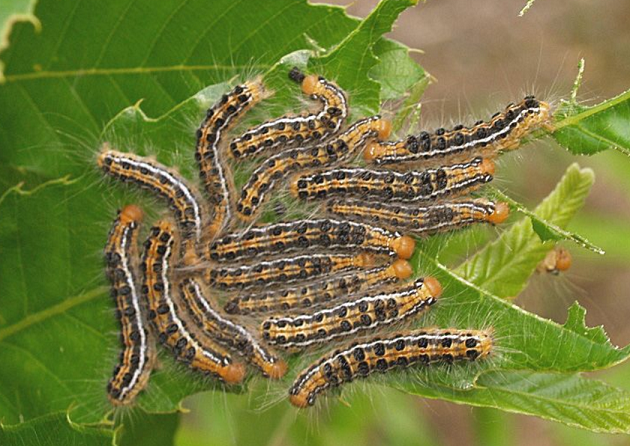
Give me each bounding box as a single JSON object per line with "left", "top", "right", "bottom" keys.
{"left": 97, "top": 147, "right": 204, "bottom": 261}
{"left": 223, "top": 259, "right": 414, "bottom": 316}
{"left": 291, "top": 157, "right": 495, "bottom": 203}
{"left": 364, "top": 96, "right": 552, "bottom": 166}
{"left": 104, "top": 205, "right": 155, "bottom": 406}
{"left": 206, "top": 252, "right": 376, "bottom": 291}
{"left": 289, "top": 328, "right": 494, "bottom": 408}
{"left": 142, "top": 220, "right": 247, "bottom": 384}
{"left": 178, "top": 278, "right": 288, "bottom": 379}
{"left": 196, "top": 79, "right": 268, "bottom": 237}
{"left": 229, "top": 67, "right": 348, "bottom": 159}
{"left": 207, "top": 218, "right": 416, "bottom": 262}
{"left": 325, "top": 198, "right": 510, "bottom": 235}
{"left": 261, "top": 277, "right": 442, "bottom": 351}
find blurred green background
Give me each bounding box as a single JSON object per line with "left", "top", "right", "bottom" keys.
{"left": 173, "top": 1, "right": 630, "bottom": 445}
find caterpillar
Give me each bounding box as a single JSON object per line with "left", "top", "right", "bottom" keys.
{"left": 325, "top": 198, "right": 510, "bottom": 235}
{"left": 537, "top": 246, "right": 572, "bottom": 275}
{"left": 261, "top": 277, "right": 442, "bottom": 351}
{"left": 142, "top": 220, "right": 246, "bottom": 384}
{"left": 178, "top": 278, "right": 288, "bottom": 379}
{"left": 364, "top": 96, "right": 552, "bottom": 166}
{"left": 289, "top": 328, "right": 494, "bottom": 408}
{"left": 104, "top": 205, "right": 155, "bottom": 406}
{"left": 223, "top": 259, "right": 414, "bottom": 316}
{"left": 236, "top": 116, "right": 391, "bottom": 221}
{"left": 206, "top": 218, "right": 416, "bottom": 262}
{"left": 206, "top": 252, "right": 376, "bottom": 291}
{"left": 291, "top": 157, "right": 494, "bottom": 203}
{"left": 195, "top": 79, "right": 267, "bottom": 237}
{"left": 97, "top": 147, "right": 204, "bottom": 261}
{"left": 228, "top": 67, "right": 348, "bottom": 159}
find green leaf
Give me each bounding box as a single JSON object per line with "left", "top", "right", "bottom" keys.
{"left": 388, "top": 163, "right": 630, "bottom": 433}
{"left": 411, "top": 252, "right": 629, "bottom": 374}
{"left": 0, "top": 412, "right": 113, "bottom": 446}
{"left": 396, "top": 371, "right": 630, "bottom": 434}
{"left": 2, "top": 0, "right": 630, "bottom": 437}
{"left": 312, "top": 0, "right": 418, "bottom": 116}
{"left": 370, "top": 39, "right": 427, "bottom": 102}
{"left": 531, "top": 219, "right": 562, "bottom": 242}
{"left": 488, "top": 187, "right": 604, "bottom": 255}
{"left": 563, "top": 302, "right": 610, "bottom": 344}
{"left": 0, "top": 0, "right": 356, "bottom": 184}
{"left": 456, "top": 163, "right": 595, "bottom": 298}
{"left": 0, "top": 0, "right": 420, "bottom": 428}
{"left": 0, "top": 0, "right": 38, "bottom": 58}
{"left": 553, "top": 90, "right": 630, "bottom": 156}
{"left": 117, "top": 411, "right": 180, "bottom": 446}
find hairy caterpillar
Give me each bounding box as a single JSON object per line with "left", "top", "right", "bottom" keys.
{"left": 142, "top": 220, "right": 246, "bottom": 384}
{"left": 104, "top": 205, "right": 155, "bottom": 406}
{"left": 223, "top": 259, "right": 414, "bottom": 316}
{"left": 206, "top": 252, "right": 376, "bottom": 291}
{"left": 207, "top": 218, "right": 416, "bottom": 262}
{"left": 178, "top": 278, "right": 288, "bottom": 379}
{"left": 364, "top": 97, "right": 552, "bottom": 165}
{"left": 195, "top": 79, "right": 267, "bottom": 237}
{"left": 229, "top": 67, "right": 348, "bottom": 159}
{"left": 291, "top": 157, "right": 494, "bottom": 203}
{"left": 537, "top": 246, "right": 572, "bottom": 275}
{"left": 261, "top": 277, "right": 442, "bottom": 351}
{"left": 236, "top": 116, "right": 391, "bottom": 221}
{"left": 325, "top": 198, "right": 510, "bottom": 235}
{"left": 97, "top": 147, "right": 204, "bottom": 260}
{"left": 289, "top": 328, "right": 494, "bottom": 408}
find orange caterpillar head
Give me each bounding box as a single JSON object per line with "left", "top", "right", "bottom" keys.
{"left": 391, "top": 235, "right": 416, "bottom": 260}
{"left": 487, "top": 202, "right": 509, "bottom": 225}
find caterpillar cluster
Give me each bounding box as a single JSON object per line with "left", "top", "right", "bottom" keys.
{"left": 97, "top": 67, "right": 552, "bottom": 407}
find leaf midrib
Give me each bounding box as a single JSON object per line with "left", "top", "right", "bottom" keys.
{"left": 2, "top": 63, "right": 272, "bottom": 83}
{"left": 0, "top": 286, "right": 106, "bottom": 342}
